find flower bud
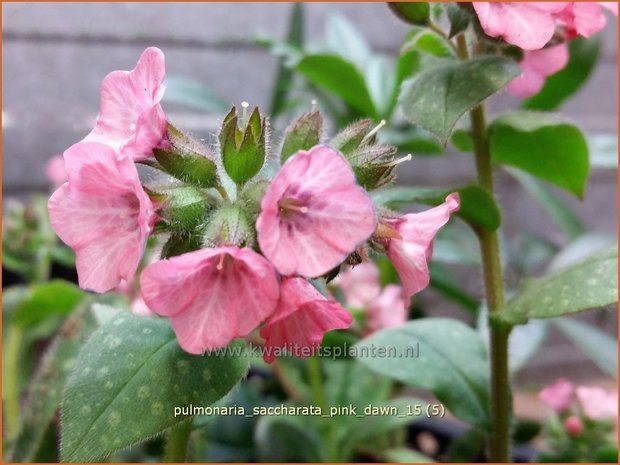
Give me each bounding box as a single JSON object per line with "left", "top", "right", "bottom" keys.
{"left": 203, "top": 204, "right": 254, "bottom": 248}
{"left": 280, "top": 110, "right": 323, "bottom": 163}
{"left": 158, "top": 186, "right": 210, "bottom": 232}
{"left": 564, "top": 415, "right": 583, "bottom": 436}
{"left": 219, "top": 105, "right": 267, "bottom": 185}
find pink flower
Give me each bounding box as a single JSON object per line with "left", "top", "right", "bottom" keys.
{"left": 576, "top": 386, "right": 618, "bottom": 421}
{"left": 539, "top": 377, "right": 574, "bottom": 412}
{"left": 257, "top": 145, "right": 377, "bottom": 278}
{"left": 336, "top": 262, "right": 381, "bottom": 308}
{"left": 85, "top": 47, "right": 167, "bottom": 161}
{"left": 507, "top": 43, "right": 569, "bottom": 98}
{"left": 367, "top": 284, "right": 407, "bottom": 333}
{"left": 564, "top": 415, "right": 583, "bottom": 436}
{"left": 140, "top": 247, "right": 279, "bottom": 354}
{"left": 555, "top": 2, "right": 618, "bottom": 39}
{"left": 260, "top": 277, "right": 352, "bottom": 363}
{"left": 45, "top": 155, "right": 67, "bottom": 188}
{"left": 384, "top": 193, "right": 460, "bottom": 305}
{"left": 48, "top": 142, "right": 155, "bottom": 293}
{"left": 472, "top": 2, "right": 569, "bottom": 50}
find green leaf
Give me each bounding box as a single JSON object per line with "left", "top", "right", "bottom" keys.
{"left": 383, "top": 447, "right": 435, "bottom": 463}
{"left": 280, "top": 111, "right": 322, "bottom": 163}
{"left": 371, "top": 184, "right": 501, "bottom": 231}
{"left": 489, "top": 111, "right": 590, "bottom": 197}
{"left": 296, "top": 54, "right": 377, "bottom": 118}
{"left": 399, "top": 56, "right": 520, "bottom": 144}
{"left": 451, "top": 128, "right": 474, "bottom": 152}
{"left": 12, "top": 280, "right": 84, "bottom": 328}
{"left": 388, "top": 2, "right": 430, "bottom": 25}
{"left": 254, "top": 414, "right": 325, "bottom": 462}
{"left": 496, "top": 247, "right": 618, "bottom": 325}
{"left": 447, "top": 3, "right": 472, "bottom": 38}
{"left": 553, "top": 318, "right": 617, "bottom": 378}
{"left": 61, "top": 313, "right": 248, "bottom": 461}
{"left": 523, "top": 37, "right": 601, "bottom": 111}
{"left": 508, "top": 169, "right": 585, "bottom": 240}
{"left": 366, "top": 56, "right": 396, "bottom": 117}
{"left": 380, "top": 126, "right": 444, "bottom": 155}
{"left": 400, "top": 26, "right": 455, "bottom": 58}
{"left": 269, "top": 3, "right": 304, "bottom": 117}
{"left": 429, "top": 263, "right": 479, "bottom": 314}
{"left": 163, "top": 76, "right": 228, "bottom": 113}
{"left": 326, "top": 14, "right": 371, "bottom": 70}
{"left": 355, "top": 318, "right": 490, "bottom": 429}
{"left": 153, "top": 148, "right": 218, "bottom": 188}
{"left": 5, "top": 303, "right": 96, "bottom": 462}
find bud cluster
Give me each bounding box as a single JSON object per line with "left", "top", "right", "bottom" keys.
{"left": 48, "top": 47, "right": 460, "bottom": 360}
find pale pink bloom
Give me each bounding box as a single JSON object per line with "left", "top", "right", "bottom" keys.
{"left": 260, "top": 277, "right": 352, "bottom": 363}
{"left": 336, "top": 262, "right": 381, "bottom": 308}
{"left": 48, "top": 142, "right": 155, "bottom": 293}
{"left": 367, "top": 284, "right": 407, "bottom": 333}
{"left": 130, "top": 295, "right": 155, "bottom": 317}
{"left": 564, "top": 415, "right": 583, "bottom": 436}
{"left": 472, "top": 2, "right": 569, "bottom": 50}
{"left": 555, "top": 2, "right": 617, "bottom": 39}
{"left": 140, "top": 247, "right": 279, "bottom": 354}
{"left": 384, "top": 193, "right": 460, "bottom": 305}
{"left": 576, "top": 386, "right": 619, "bottom": 421}
{"left": 45, "top": 155, "right": 67, "bottom": 188}
{"left": 539, "top": 377, "right": 574, "bottom": 412}
{"left": 507, "top": 43, "right": 569, "bottom": 98}
{"left": 85, "top": 47, "right": 167, "bottom": 161}
{"left": 257, "top": 145, "right": 377, "bottom": 278}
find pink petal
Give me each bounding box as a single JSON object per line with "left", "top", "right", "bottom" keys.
{"left": 260, "top": 277, "right": 352, "bottom": 363}
{"left": 85, "top": 47, "right": 167, "bottom": 160}
{"left": 386, "top": 193, "right": 459, "bottom": 304}
{"left": 539, "top": 377, "right": 574, "bottom": 412}
{"left": 507, "top": 43, "right": 569, "bottom": 98}
{"left": 257, "top": 145, "right": 377, "bottom": 278}
{"left": 48, "top": 142, "right": 154, "bottom": 293}
{"left": 599, "top": 2, "right": 618, "bottom": 15}
{"left": 570, "top": 2, "right": 608, "bottom": 37}
{"left": 576, "top": 386, "right": 618, "bottom": 421}
{"left": 45, "top": 155, "right": 67, "bottom": 188}
{"left": 335, "top": 262, "right": 381, "bottom": 308}
{"left": 141, "top": 247, "right": 279, "bottom": 354}
{"left": 367, "top": 284, "right": 407, "bottom": 333}
{"left": 473, "top": 2, "right": 559, "bottom": 50}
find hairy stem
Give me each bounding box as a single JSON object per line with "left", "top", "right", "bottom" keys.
{"left": 163, "top": 420, "right": 193, "bottom": 463}
{"left": 459, "top": 32, "right": 512, "bottom": 462}
{"left": 4, "top": 325, "right": 25, "bottom": 440}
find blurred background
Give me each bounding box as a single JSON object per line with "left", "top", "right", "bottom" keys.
{"left": 3, "top": 1, "right": 617, "bottom": 414}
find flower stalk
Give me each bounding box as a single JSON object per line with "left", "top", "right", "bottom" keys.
{"left": 163, "top": 419, "right": 193, "bottom": 463}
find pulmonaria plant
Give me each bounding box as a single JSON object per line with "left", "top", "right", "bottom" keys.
{"left": 48, "top": 47, "right": 460, "bottom": 360}
{"left": 472, "top": 2, "right": 617, "bottom": 97}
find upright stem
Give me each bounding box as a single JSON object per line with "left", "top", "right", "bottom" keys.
{"left": 163, "top": 420, "right": 193, "bottom": 463}
{"left": 459, "top": 32, "right": 512, "bottom": 462}
{"left": 4, "top": 325, "right": 25, "bottom": 440}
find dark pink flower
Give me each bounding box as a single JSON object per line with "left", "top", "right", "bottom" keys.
{"left": 507, "top": 43, "right": 569, "bottom": 98}
{"left": 85, "top": 47, "right": 167, "bottom": 161}
{"left": 257, "top": 145, "right": 377, "bottom": 278}
{"left": 335, "top": 262, "right": 382, "bottom": 309}
{"left": 260, "top": 277, "right": 352, "bottom": 363}
{"left": 539, "top": 377, "right": 574, "bottom": 412}
{"left": 48, "top": 142, "right": 155, "bottom": 292}
{"left": 384, "top": 194, "right": 460, "bottom": 305}
{"left": 576, "top": 386, "right": 618, "bottom": 421}
{"left": 472, "top": 2, "right": 569, "bottom": 50}
{"left": 140, "top": 247, "right": 279, "bottom": 354}
{"left": 367, "top": 284, "right": 408, "bottom": 333}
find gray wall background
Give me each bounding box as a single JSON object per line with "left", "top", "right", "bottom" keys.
{"left": 3, "top": 2, "right": 618, "bottom": 385}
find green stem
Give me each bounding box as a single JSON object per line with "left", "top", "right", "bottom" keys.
{"left": 460, "top": 32, "right": 512, "bottom": 462}
{"left": 4, "top": 325, "right": 25, "bottom": 440}
{"left": 214, "top": 184, "right": 230, "bottom": 202}
{"left": 307, "top": 356, "right": 326, "bottom": 411}
{"left": 163, "top": 420, "right": 193, "bottom": 463}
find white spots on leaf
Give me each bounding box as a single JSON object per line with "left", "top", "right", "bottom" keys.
{"left": 151, "top": 402, "right": 164, "bottom": 415}
{"left": 137, "top": 385, "right": 150, "bottom": 399}
{"left": 108, "top": 410, "right": 122, "bottom": 427}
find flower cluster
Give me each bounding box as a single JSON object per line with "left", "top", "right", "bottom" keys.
{"left": 48, "top": 48, "right": 460, "bottom": 361}
{"left": 472, "top": 2, "right": 617, "bottom": 97}
{"left": 538, "top": 377, "right": 617, "bottom": 460}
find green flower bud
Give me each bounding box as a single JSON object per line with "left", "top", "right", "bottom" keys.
{"left": 280, "top": 110, "right": 323, "bottom": 163}
{"left": 202, "top": 204, "right": 255, "bottom": 248}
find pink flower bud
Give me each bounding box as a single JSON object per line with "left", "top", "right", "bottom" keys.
{"left": 564, "top": 415, "right": 583, "bottom": 436}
